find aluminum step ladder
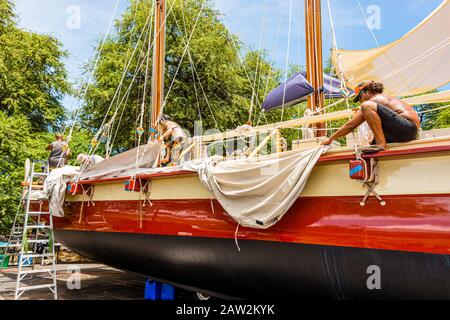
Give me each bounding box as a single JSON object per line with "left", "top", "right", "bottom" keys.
{"left": 1, "top": 160, "right": 57, "bottom": 300}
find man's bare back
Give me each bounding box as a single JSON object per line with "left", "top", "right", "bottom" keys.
{"left": 322, "top": 81, "right": 420, "bottom": 151}
{"left": 370, "top": 94, "right": 421, "bottom": 129}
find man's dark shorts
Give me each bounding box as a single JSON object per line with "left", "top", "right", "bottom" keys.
{"left": 375, "top": 104, "right": 418, "bottom": 143}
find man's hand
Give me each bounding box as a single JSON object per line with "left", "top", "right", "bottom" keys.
{"left": 321, "top": 138, "right": 333, "bottom": 146}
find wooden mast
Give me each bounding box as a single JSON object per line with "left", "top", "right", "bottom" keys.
{"left": 151, "top": 0, "right": 166, "bottom": 128}
{"left": 305, "top": 0, "right": 326, "bottom": 137}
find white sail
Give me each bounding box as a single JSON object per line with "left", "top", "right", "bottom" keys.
{"left": 333, "top": 0, "right": 450, "bottom": 97}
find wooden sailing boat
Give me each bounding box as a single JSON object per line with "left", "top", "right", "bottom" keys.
{"left": 48, "top": 0, "right": 449, "bottom": 299}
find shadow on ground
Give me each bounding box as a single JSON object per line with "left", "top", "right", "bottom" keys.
{"left": 0, "top": 263, "right": 195, "bottom": 300}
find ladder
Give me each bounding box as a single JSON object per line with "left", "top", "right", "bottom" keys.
{"left": 1, "top": 160, "right": 58, "bottom": 300}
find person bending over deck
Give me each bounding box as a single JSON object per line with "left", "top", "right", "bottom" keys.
{"left": 159, "top": 114, "right": 186, "bottom": 143}
{"left": 322, "top": 80, "right": 421, "bottom": 153}
{"left": 156, "top": 114, "right": 187, "bottom": 166}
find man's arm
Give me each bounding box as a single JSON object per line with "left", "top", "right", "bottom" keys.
{"left": 322, "top": 110, "right": 365, "bottom": 145}
{"left": 161, "top": 127, "right": 173, "bottom": 140}
{"left": 46, "top": 143, "right": 53, "bottom": 151}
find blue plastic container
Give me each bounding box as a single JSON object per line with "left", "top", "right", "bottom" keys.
{"left": 18, "top": 254, "right": 33, "bottom": 266}
{"left": 161, "top": 283, "right": 175, "bottom": 300}
{"left": 144, "top": 280, "right": 175, "bottom": 300}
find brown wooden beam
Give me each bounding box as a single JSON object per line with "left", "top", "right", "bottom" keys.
{"left": 305, "top": 0, "right": 326, "bottom": 137}
{"left": 151, "top": 0, "right": 166, "bottom": 127}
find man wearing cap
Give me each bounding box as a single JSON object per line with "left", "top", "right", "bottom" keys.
{"left": 322, "top": 80, "right": 420, "bottom": 153}
{"left": 77, "top": 153, "right": 105, "bottom": 171}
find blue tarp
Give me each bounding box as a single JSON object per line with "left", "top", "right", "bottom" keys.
{"left": 262, "top": 72, "right": 352, "bottom": 111}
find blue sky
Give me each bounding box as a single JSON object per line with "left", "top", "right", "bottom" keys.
{"left": 14, "top": 0, "right": 446, "bottom": 110}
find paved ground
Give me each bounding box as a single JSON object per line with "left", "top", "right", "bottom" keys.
{"left": 0, "top": 263, "right": 193, "bottom": 300}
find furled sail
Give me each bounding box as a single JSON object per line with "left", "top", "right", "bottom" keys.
{"left": 262, "top": 72, "right": 314, "bottom": 111}
{"left": 262, "top": 72, "right": 348, "bottom": 111}
{"left": 198, "top": 146, "right": 330, "bottom": 229}
{"left": 333, "top": 0, "right": 450, "bottom": 97}
{"left": 322, "top": 73, "right": 353, "bottom": 99}
{"left": 404, "top": 90, "right": 450, "bottom": 106}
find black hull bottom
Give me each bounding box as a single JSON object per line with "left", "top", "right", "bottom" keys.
{"left": 55, "top": 230, "right": 450, "bottom": 299}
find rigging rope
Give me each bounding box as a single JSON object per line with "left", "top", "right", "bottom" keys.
{"left": 89, "top": 8, "right": 153, "bottom": 153}
{"left": 258, "top": 6, "right": 288, "bottom": 126}
{"left": 213, "top": 0, "right": 265, "bottom": 114}
{"left": 75, "top": 0, "right": 171, "bottom": 176}
{"left": 355, "top": 0, "right": 412, "bottom": 93}
{"left": 161, "top": 0, "right": 208, "bottom": 119}
{"left": 55, "top": 0, "right": 121, "bottom": 168}
{"left": 417, "top": 103, "right": 450, "bottom": 114}
{"left": 280, "top": 0, "right": 293, "bottom": 123}
{"left": 248, "top": 0, "right": 269, "bottom": 124}
{"left": 87, "top": 0, "right": 178, "bottom": 162}
{"left": 171, "top": 1, "right": 220, "bottom": 128}
{"left": 134, "top": 12, "right": 154, "bottom": 177}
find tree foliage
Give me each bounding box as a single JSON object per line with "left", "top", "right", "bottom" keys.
{"left": 0, "top": 0, "right": 71, "bottom": 234}
{"left": 0, "top": 0, "right": 70, "bottom": 132}
{"left": 81, "top": 0, "right": 297, "bottom": 151}
{"left": 0, "top": 112, "right": 52, "bottom": 234}
{"left": 1, "top": 0, "right": 449, "bottom": 236}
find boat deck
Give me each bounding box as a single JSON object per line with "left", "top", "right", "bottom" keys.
{"left": 74, "top": 135, "right": 450, "bottom": 186}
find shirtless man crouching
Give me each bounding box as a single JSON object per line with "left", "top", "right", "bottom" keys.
{"left": 322, "top": 80, "right": 421, "bottom": 153}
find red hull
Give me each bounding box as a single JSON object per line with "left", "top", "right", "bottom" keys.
{"left": 56, "top": 194, "right": 450, "bottom": 255}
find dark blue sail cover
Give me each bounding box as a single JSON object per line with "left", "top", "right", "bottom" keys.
{"left": 262, "top": 72, "right": 351, "bottom": 111}
{"left": 262, "top": 72, "right": 314, "bottom": 112}
{"left": 323, "top": 73, "right": 350, "bottom": 99}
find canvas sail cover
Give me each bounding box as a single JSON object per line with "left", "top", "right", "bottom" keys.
{"left": 56, "top": 141, "right": 327, "bottom": 228}
{"left": 262, "top": 72, "right": 349, "bottom": 111}
{"left": 82, "top": 143, "right": 328, "bottom": 230}
{"left": 404, "top": 90, "right": 450, "bottom": 105}
{"left": 198, "top": 146, "right": 329, "bottom": 229}
{"left": 79, "top": 142, "right": 162, "bottom": 181}
{"left": 262, "top": 72, "right": 314, "bottom": 111}
{"left": 322, "top": 73, "right": 354, "bottom": 99}
{"left": 333, "top": 0, "right": 450, "bottom": 97}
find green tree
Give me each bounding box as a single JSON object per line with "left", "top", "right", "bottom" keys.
{"left": 436, "top": 108, "right": 450, "bottom": 128}
{"left": 0, "top": 112, "right": 52, "bottom": 234}
{"left": 0, "top": 0, "right": 14, "bottom": 30}
{"left": 0, "top": 0, "right": 71, "bottom": 234}
{"left": 81, "top": 0, "right": 282, "bottom": 151}
{"left": 0, "top": 0, "right": 70, "bottom": 131}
